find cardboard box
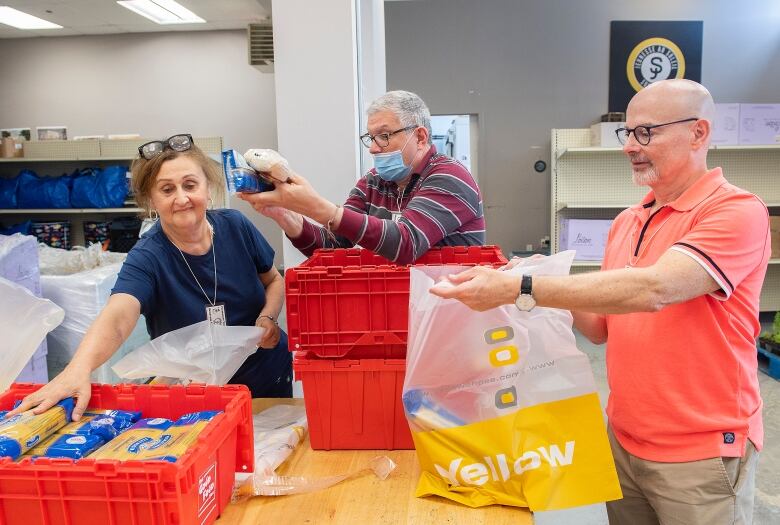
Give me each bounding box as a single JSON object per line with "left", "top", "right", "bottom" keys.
{"left": 711, "top": 103, "right": 740, "bottom": 145}
{"left": 559, "top": 219, "right": 613, "bottom": 261}
{"left": 771, "top": 216, "right": 780, "bottom": 259}
{"left": 739, "top": 104, "right": 780, "bottom": 145}
{"left": 590, "top": 122, "right": 625, "bottom": 147}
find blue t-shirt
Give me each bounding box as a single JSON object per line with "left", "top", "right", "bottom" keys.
{"left": 112, "top": 208, "right": 291, "bottom": 397}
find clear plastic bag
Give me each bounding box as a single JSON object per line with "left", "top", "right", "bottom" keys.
{"left": 38, "top": 243, "right": 126, "bottom": 276}
{"left": 233, "top": 455, "right": 396, "bottom": 500}
{"left": 251, "top": 404, "right": 308, "bottom": 476}
{"left": 111, "top": 320, "right": 262, "bottom": 385}
{"left": 0, "top": 276, "right": 64, "bottom": 391}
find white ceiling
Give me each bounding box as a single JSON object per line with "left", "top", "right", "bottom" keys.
{"left": 0, "top": 0, "right": 272, "bottom": 38}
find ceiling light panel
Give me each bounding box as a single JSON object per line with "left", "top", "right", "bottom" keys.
{"left": 116, "top": 0, "right": 205, "bottom": 25}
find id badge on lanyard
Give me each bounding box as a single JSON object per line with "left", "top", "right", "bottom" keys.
{"left": 391, "top": 211, "right": 402, "bottom": 223}
{"left": 206, "top": 302, "right": 227, "bottom": 326}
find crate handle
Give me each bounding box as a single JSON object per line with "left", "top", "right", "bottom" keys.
{"left": 354, "top": 332, "right": 404, "bottom": 345}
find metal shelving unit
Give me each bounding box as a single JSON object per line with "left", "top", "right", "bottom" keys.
{"left": 551, "top": 129, "right": 780, "bottom": 311}
{"left": 0, "top": 137, "right": 223, "bottom": 247}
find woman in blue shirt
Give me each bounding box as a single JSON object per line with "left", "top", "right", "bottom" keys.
{"left": 10, "top": 134, "right": 291, "bottom": 421}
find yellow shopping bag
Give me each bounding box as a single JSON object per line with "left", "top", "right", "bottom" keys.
{"left": 403, "top": 252, "right": 622, "bottom": 511}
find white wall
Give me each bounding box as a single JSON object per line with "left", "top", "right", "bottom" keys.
{"left": 0, "top": 29, "right": 285, "bottom": 262}
{"left": 272, "top": 0, "right": 386, "bottom": 270}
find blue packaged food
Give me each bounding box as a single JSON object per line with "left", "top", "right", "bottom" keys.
{"left": 83, "top": 409, "right": 141, "bottom": 432}
{"left": 402, "top": 389, "right": 466, "bottom": 431}
{"left": 222, "top": 149, "right": 274, "bottom": 194}
{"left": 0, "top": 398, "right": 74, "bottom": 460}
{"left": 26, "top": 433, "right": 105, "bottom": 460}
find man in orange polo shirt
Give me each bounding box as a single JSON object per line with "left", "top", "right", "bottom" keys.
{"left": 432, "top": 79, "right": 771, "bottom": 525}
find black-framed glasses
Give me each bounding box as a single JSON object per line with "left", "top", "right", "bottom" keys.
{"left": 138, "top": 134, "right": 194, "bottom": 160}
{"left": 359, "top": 125, "right": 416, "bottom": 148}
{"left": 615, "top": 118, "right": 699, "bottom": 146}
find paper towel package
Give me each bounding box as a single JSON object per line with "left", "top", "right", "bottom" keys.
{"left": 0, "top": 234, "right": 48, "bottom": 383}
{"left": 559, "top": 219, "right": 613, "bottom": 261}
{"left": 711, "top": 104, "right": 740, "bottom": 146}
{"left": 739, "top": 104, "right": 780, "bottom": 145}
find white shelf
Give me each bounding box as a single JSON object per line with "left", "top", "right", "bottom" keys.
{"left": 557, "top": 143, "right": 780, "bottom": 158}
{"left": 551, "top": 128, "right": 780, "bottom": 311}
{"left": 572, "top": 261, "right": 601, "bottom": 267}
{"left": 558, "top": 202, "right": 633, "bottom": 210}
{"left": 0, "top": 208, "right": 142, "bottom": 214}
{"left": 0, "top": 157, "right": 134, "bottom": 162}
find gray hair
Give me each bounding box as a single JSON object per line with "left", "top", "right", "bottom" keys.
{"left": 367, "top": 90, "right": 432, "bottom": 143}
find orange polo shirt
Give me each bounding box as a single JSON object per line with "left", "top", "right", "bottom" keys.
{"left": 602, "top": 167, "right": 771, "bottom": 462}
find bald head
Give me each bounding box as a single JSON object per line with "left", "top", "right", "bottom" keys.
{"left": 629, "top": 79, "right": 715, "bottom": 124}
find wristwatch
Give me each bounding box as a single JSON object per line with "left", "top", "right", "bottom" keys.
{"left": 514, "top": 275, "right": 536, "bottom": 312}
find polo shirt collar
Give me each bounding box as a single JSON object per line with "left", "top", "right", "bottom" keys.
{"left": 629, "top": 167, "right": 727, "bottom": 215}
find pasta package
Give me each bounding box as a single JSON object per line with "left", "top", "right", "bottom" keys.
{"left": 0, "top": 398, "right": 74, "bottom": 460}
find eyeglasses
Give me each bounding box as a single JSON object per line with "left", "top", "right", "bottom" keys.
{"left": 138, "top": 134, "right": 194, "bottom": 160}
{"left": 615, "top": 118, "right": 698, "bottom": 146}
{"left": 359, "top": 125, "right": 416, "bottom": 148}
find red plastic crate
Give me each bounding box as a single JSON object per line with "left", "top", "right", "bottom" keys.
{"left": 0, "top": 383, "right": 254, "bottom": 525}
{"left": 293, "top": 352, "right": 413, "bottom": 450}
{"left": 285, "top": 245, "right": 507, "bottom": 358}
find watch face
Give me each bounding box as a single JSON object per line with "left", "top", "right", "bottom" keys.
{"left": 515, "top": 294, "right": 536, "bottom": 312}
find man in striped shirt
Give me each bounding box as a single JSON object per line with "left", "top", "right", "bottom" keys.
{"left": 239, "top": 90, "right": 485, "bottom": 263}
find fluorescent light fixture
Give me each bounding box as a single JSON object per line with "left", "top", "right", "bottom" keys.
{"left": 0, "top": 7, "right": 62, "bottom": 29}
{"left": 117, "top": 0, "right": 205, "bottom": 25}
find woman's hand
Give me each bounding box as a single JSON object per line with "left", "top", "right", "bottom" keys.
{"left": 5, "top": 364, "right": 93, "bottom": 421}
{"left": 256, "top": 315, "right": 281, "bottom": 349}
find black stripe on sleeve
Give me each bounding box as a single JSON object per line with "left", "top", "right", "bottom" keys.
{"left": 674, "top": 242, "right": 734, "bottom": 292}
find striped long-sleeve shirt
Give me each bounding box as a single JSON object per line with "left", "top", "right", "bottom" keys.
{"left": 290, "top": 145, "right": 486, "bottom": 263}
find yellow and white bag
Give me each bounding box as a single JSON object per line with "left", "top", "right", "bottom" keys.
{"left": 403, "top": 251, "right": 621, "bottom": 510}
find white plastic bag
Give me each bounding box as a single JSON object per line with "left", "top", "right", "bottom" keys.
{"left": 112, "top": 320, "right": 262, "bottom": 384}
{"left": 41, "top": 263, "right": 150, "bottom": 383}
{"left": 403, "top": 251, "right": 622, "bottom": 510}
{"left": 0, "top": 276, "right": 64, "bottom": 391}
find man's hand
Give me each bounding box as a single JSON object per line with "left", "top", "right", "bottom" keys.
{"left": 429, "top": 266, "right": 521, "bottom": 311}
{"left": 237, "top": 169, "right": 336, "bottom": 227}
{"left": 5, "top": 365, "right": 93, "bottom": 421}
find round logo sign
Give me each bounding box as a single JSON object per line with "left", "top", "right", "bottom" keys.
{"left": 626, "top": 37, "right": 686, "bottom": 92}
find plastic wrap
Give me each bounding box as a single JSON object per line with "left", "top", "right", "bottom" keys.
{"left": 233, "top": 456, "right": 396, "bottom": 500}
{"left": 41, "top": 263, "right": 150, "bottom": 383}
{"left": 112, "top": 321, "right": 262, "bottom": 385}
{"left": 0, "top": 277, "right": 64, "bottom": 391}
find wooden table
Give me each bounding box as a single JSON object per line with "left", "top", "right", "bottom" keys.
{"left": 218, "top": 399, "right": 533, "bottom": 524}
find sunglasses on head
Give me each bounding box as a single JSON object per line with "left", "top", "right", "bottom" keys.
{"left": 138, "top": 134, "right": 194, "bottom": 160}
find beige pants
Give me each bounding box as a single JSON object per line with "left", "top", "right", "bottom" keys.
{"left": 606, "top": 427, "right": 758, "bottom": 525}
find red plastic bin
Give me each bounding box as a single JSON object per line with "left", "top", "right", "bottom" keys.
{"left": 293, "top": 352, "right": 413, "bottom": 450}
{"left": 0, "top": 383, "right": 254, "bottom": 525}
{"left": 285, "top": 245, "right": 507, "bottom": 358}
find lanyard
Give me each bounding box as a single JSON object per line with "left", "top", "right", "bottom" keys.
{"left": 174, "top": 222, "right": 217, "bottom": 306}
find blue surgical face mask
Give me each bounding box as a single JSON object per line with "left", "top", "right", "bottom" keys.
{"left": 373, "top": 132, "right": 417, "bottom": 182}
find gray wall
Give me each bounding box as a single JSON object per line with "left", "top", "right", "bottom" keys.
{"left": 0, "top": 30, "right": 284, "bottom": 263}
{"left": 385, "top": 0, "right": 780, "bottom": 253}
